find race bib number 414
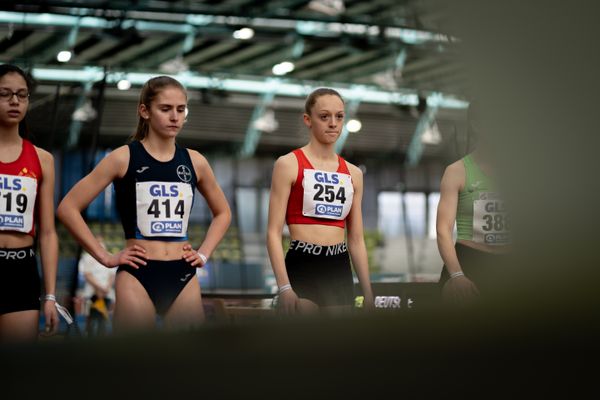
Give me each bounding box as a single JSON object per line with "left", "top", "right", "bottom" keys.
{"left": 473, "top": 192, "right": 510, "bottom": 245}
{"left": 302, "top": 169, "right": 353, "bottom": 221}
{"left": 136, "top": 181, "right": 193, "bottom": 237}
{"left": 0, "top": 174, "right": 37, "bottom": 233}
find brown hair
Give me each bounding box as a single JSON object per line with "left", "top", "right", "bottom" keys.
{"left": 131, "top": 75, "right": 187, "bottom": 141}
{"left": 304, "top": 87, "right": 344, "bottom": 115}
{"left": 0, "top": 64, "right": 35, "bottom": 139}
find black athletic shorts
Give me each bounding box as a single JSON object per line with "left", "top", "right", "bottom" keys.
{"left": 118, "top": 259, "right": 196, "bottom": 315}
{"left": 285, "top": 240, "right": 354, "bottom": 307}
{"left": 439, "top": 243, "right": 508, "bottom": 297}
{"left": 0, "top": 246, "right": 41, "bottom": 315}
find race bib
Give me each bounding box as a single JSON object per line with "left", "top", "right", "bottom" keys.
{"left": 136, "top": 181, "right": 193, "bottom": 237}
{"left": 302, "top": 169, "right": 353, "bottom": 221}
{"left": 473, "top": 192, "right": 510, "bottom": 245}
{"left": 0, "top": 174, "right": 37, "bottom": 233}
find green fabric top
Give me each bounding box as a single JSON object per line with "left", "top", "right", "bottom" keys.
{"left": 456, "top": 154, "right": 494, "bottom": 241}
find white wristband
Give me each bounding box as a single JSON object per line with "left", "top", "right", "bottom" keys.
{"left": 449, "top": 271, "right": 465, "bottom": 280}
{"left": 197, "top": 252, "right": 208, "bottom": 265}
{"left": 44, "top": 294, "right": 56, "bottom": 302}
{"left": 278, "top": 284, "right": 292, "bottom": 294}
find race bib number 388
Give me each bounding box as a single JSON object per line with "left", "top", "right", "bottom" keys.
{"left": 473, "top": 192, "right": 510, "bottom": 245}
{"left": 302, "top": 169, "right": 353, "bottom": 221}
{"left": 0, "top": 174, "right": 37, "bottom": 233}
{"left": 136, "top": 181, "right": 193, "bottom": 237}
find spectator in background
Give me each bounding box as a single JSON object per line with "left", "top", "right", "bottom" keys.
{"left": 78, "top": 235, "right": 115, "bottom": 336}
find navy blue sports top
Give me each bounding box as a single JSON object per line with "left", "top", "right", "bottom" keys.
{"left": 114, "top": 140, "right": 197, "bottom": 241}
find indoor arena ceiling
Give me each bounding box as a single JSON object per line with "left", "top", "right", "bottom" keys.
{"left": 0, "top": 1, "right": 466, "bottom": 102}
{"left": 0, "top": 0, "right": 469, "bottom": 162}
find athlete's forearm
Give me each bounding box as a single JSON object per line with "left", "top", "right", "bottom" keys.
{"left": 38, "top": 229, "right": 58, "bottom": 295}
{"left": 436, "top": 230, "right": 462, "bottom": 274}
{"left": 266, "top": 230, "right": 291, "bottom": 287}
{"left": 348, "top": 236, "right": 373, "bottom": 299}
{"left": 197, "top": 209, "right": 231, "bottom": 258}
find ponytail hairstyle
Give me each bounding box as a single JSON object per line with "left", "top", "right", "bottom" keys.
{"left": 0, "top": 64, "right": 36, "bottom": 139}
{"left": 304, "top": 87, "right": 344, "bottom": 116}
{"left": 130, "top": 75, "right": 187, "bottom": 141}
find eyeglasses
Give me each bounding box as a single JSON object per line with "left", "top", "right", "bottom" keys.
{"left": 0, "top": 88, "right": 30, "bottom": 101}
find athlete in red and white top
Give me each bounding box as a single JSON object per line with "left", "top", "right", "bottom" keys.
{"left": 0, "top": 64, "right": 59, "bottom": 341}
{"left": 267, "top": 88, "right": 374, "bottom": 314}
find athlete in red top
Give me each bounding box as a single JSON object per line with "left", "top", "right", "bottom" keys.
{"left": 0, "top": 64, "right": 59, "bottom": 342}
{"left": 267, "top": 88, "right": 374, "bottom": 314}
{"left": 285, "top": 148, "right": 350, "bottom": 229}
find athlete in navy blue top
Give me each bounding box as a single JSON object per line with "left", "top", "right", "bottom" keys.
{"left": 58, "top": 76, "right": 231, "bottom": 332}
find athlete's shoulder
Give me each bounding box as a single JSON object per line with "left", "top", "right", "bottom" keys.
{"left": 344, "top": 160, "right": 363, "bottom": 187}
{"left": 95, "top": 145, "right": 130, "bottom": 177}
{"left": 106, "top": 144, "right": 130, "bottom": 161}
{"left": 275, "top": 151, "right": 298, "bottom": 168}
{"left": 445, "top": 158, "right": 466, "bottom": 176}
{"left": 185, "top": 148, "right": 209, "bottom": 167}
{"left": 441, "top": 158, "right": 466, "bottom": 189}
{"left": 33, "top": 145, "right": 53, "bottom": 164}
{"left": 344, "top": 159, "right": 360, "bottom": 174}
{"left": 271, "top": 152, "right": 298, "bottom": 184}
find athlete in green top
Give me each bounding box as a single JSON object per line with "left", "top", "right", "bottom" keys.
{"left": 436, "top": 103, "right": 510, "bottom": 305}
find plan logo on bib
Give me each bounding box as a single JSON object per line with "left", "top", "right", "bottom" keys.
{"left": 150, "top": 220, "right": 183, "bottom": 234}
{"left": 315, "top": 203, "right": 343, "bottom": 218}
{"left": 0, "top": 214, "right": 24, "bottom": 229}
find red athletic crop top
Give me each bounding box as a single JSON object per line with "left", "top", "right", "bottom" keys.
{"left": 0, "top": 139, "right": 42, "bottom": 237}
{"left": 285, "top": 148, "right": 352, "bottom": 229}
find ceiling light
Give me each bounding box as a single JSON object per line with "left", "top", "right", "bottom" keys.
{"left": 421, "top": 121, "right": 442, "bottom": 145}
{"left": 272, "top": 61, "right": 295, "bottom": 76}
{"left": 72, "top": 100, "right": 97, "bottom": 122}
{"left": 346, "top": 119, "right": 362, "bottom": 133}
{"left": 117, "top": 79, "right": 131, "bottom": 90}
{"left": 253, "top": 109, "right": 279, "bottom": 133}
{"left": 57, "top": 50, "right": 72, "bottom": 63}
{"left": 307, "top": 0, "right": 345, "bottom": 16}
{"left": 233, "top": 27, "right": 254, "bottom": 40}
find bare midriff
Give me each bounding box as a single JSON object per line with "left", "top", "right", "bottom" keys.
{"left": 0, "top": 232, "right": 34, "bottom": 249}
{"left": 125, "top": 238, "right": 191, "bottom": 260}
{"left": 288, "top": 224, "right": 345, "bottom": 246}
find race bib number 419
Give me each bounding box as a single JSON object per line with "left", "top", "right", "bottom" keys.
{"left": 0, "top": 174, "right": 37, "bottom": 233}
{"left": 136, "top": 181, "right": 193, "bottom": 237}
{"left": 473, "top": 192, "right": 510, "bottom": 245}
{"left": 302, "top": 169, "right": 353, "bottom": 221}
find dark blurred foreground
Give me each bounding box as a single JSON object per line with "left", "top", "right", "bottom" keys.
{"left": 2, "top": 305, "right": 598, "bottom": 398}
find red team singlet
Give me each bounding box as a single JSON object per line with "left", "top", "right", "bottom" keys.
{"left": 285, "top": 148, "right": 353, "bottom": 229}
{"left": 0, "top": 139, "right": 42, "bottom": 237}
